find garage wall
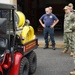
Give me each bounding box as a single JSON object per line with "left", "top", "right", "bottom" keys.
{"left": 17, "top": 0, "right": 75, "bottom": 31}
{"left": 46, "top": 0, "right": 66, "bottom": 4}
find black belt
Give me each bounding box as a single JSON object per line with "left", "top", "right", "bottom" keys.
{"left": 72, "top": 30, "right": 75, "bottom": 32}
{"left": 46, "top": 26, "right": 50, "bottom": 28}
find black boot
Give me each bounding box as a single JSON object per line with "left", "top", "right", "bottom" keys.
{"left": 52, "top": 45, "right": 56, "bottom": 50}
{"left": 43, "top": 45, "right": 48, "bottom": 49}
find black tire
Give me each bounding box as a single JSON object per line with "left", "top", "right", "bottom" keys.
{"left": 27, "top": 51, "right": 37, "bottom": 74}
{"left": 0, "top": 72, "right": 2, "bottom": 75}
{"left": 19, "top": 57, "right": 29, "bottom": 75}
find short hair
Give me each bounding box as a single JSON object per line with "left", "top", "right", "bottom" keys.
{"left": 45, "top": 7, "right": 49, "bottom": 11}
{"left": 49, "top": 6, "right": 52, "bottom": 10}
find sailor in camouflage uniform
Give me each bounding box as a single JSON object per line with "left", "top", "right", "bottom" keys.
{"left": 62, "top": 6, "right": 75, "bottom": 56}
{"left": 68, "top": 3, "right": 75, "bottom": 57}
{"left": 70, "top": 22, "right": 75, "bottom": 75}
{"left": 68, "top": 3, "right": 75, "bottom": 75}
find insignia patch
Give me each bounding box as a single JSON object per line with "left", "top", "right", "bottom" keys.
{"left": 50, "top": 16, "right": 52, "bottom": 18}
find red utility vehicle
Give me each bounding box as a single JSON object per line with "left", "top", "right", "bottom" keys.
{"left": 0, "top": 3, "right": 38, "bottom": 75}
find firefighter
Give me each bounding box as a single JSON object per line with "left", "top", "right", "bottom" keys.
{"left": 39, "top": 7, "right": 59, "bottom": 50}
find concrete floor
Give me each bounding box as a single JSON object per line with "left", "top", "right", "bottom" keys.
{"left": 33, "top": 48, "right": 74, "bottom": 75}
{"left": 32, "top": 31, "right": 74, "bottom": 75}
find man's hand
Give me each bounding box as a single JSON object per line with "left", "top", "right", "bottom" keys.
{"left": 51, "top": 25, "right": 54, "bottom": 28}
{"left": 51, "top": 20, "right": 59, "bottom": 28}
{"left": 39, "top": 20, "right": 45, "bottom": 28}
{"left": 42, "top": 24, "right": 45, "bottom": 28}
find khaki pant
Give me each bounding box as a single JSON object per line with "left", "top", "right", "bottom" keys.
{"left": 64, "top": 32, "right": 73, "bottom": 52}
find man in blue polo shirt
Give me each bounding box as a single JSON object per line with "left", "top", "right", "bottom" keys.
{"left": 39, "top": 7, "right": 59, "bottom": 50}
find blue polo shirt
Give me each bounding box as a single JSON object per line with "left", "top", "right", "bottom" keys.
{"left": 39, "top": 13, "right": 58, "bottom": 26}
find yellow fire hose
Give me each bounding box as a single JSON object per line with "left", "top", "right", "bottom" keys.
{"left": 21, "top": 26, "right": 34, "bottom": 44}
{"left": 15, "top": 11, "right": 26, "bottom": 27}
{"left": 15, "top": 11, "right": 35, "bottom": 44}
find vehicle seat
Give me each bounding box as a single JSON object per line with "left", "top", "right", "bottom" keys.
{"left": 0, "top": 38, "right": 8, "bottom": 54}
